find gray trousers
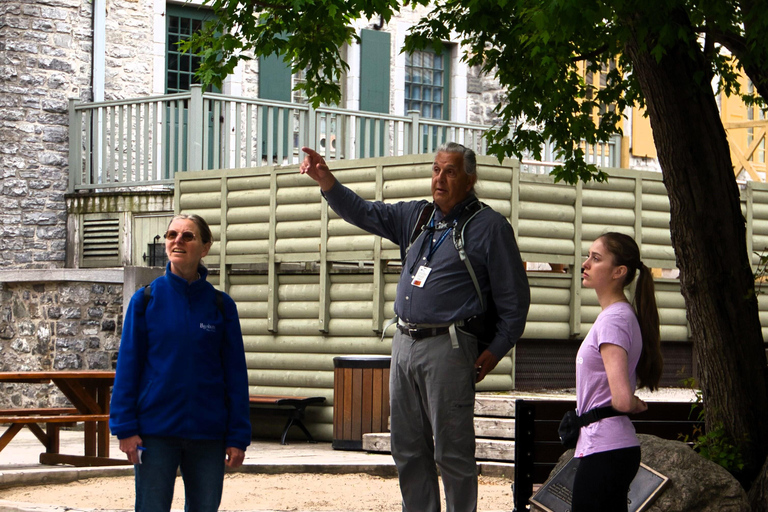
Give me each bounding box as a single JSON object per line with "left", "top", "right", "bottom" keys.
{"left": 389, "top": 328, "right": 478, "bottom": 512}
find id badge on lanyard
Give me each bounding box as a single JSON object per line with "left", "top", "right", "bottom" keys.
{"left": 411, "top": 265, "right": 432, "bottom": 287}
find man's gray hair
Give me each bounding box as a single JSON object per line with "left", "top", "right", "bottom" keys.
{"left": 436, "top": 142, "right": 477, "bottom": 177}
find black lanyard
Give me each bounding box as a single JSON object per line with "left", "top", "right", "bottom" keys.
{"left": 409, "top": 217, "right": 456, "bottom": 274}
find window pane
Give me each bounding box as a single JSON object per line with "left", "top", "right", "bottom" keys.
{"left": 404, "top": 48, "right": 447, "bottom": 120}
{"left": 167, "top": 9, "right": 213, "bottom": 93}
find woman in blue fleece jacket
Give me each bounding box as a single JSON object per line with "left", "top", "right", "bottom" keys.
{"left": 110, "top": 214, "right": 251, "bottom": 512}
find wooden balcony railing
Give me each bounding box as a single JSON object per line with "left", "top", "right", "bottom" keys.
{"left": 67, "top": 84, "right": 620, "bottom": 192}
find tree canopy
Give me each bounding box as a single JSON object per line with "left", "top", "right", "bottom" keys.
{"left": 189, "top": 0, "right": 767, "bottom": 184}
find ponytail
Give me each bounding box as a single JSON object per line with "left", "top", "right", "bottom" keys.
{"left": 599, "top": 233, "right": 664, "bottom": 391}
{"left": 634, "top": 263, "right": 663, "bottom": 391}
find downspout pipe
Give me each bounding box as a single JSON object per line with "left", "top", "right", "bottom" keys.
{"left": 93, "top": 0, "right": 106, "bottom": 101}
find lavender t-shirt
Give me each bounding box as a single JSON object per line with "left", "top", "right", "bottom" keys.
{"left": 574, "top": 301, "right": 642, "bottom": 457}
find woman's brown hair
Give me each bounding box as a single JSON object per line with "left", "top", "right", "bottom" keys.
{"left": 599, "top": 232, "right": 664, "bottom": 391}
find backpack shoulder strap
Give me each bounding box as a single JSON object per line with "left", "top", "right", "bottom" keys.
{"left": 143, "top": 284, "right": 151, "bottom": 312}
{"left": 214, "top": 289, "right": 226, "bottom": 319}
{"left": 406, "top": 202, "right": 436, "bottom": 255}
{"left": 453, "top": 199, "right": 489, "bottom": 308}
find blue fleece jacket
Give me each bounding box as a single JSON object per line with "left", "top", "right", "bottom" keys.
{"left": 109, "top": 264, "right": 251, "bottom": 450}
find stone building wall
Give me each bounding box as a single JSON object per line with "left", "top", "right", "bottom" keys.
{"left": 468, "top": 65, "right": 505, "bottom": 127}
{"left": 102, "top": 0, "right": 154, "bottom": 100}
{"left": 1, "top": 0, "right": 94, "bottom": 270}
{"left": 0, "top": 279, "right": 122, "bottom": 408}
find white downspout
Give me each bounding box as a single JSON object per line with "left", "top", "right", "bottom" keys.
{"left": 91, "top": 0, "right": 106, "bottom": 182}
{"left": 93, "top": 0, "right": 106, "bottom": 101}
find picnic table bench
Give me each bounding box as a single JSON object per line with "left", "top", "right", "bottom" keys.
{"left": 249, "top": 395, "right": 326, "bottom": 445}
{"left": 513, "top": 398, "right": 702, "bottom": 511}
{"left": 0, "top": 371, "right": 127, "bottom": 466}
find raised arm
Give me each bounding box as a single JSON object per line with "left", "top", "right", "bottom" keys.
{"left": 300, "top": 147, "right": 337, "bottom": 191}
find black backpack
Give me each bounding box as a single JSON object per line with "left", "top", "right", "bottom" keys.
{"left": 406, "top": 199, "right": 499, "bottom": 353}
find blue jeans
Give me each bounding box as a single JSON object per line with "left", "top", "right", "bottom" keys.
{"left": 134, "top": 436, "right": 226, "bottom": 512}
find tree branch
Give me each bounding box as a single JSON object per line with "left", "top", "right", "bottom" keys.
{"left": 702, "top": 25, "right": 768, "bottom": 101}
{"left": 699, "top": 26, "right": 748, "bottom": 59}
{"left": 571, "top": 44, "right": 610, "bottom": 63}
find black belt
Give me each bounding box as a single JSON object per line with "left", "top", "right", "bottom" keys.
{"left": 396, "top": 324, "right": 450, "bottom": 340}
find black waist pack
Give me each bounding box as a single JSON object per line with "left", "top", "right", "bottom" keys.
{"left": 558, "top": 406, "right": 626, "bottom": 449}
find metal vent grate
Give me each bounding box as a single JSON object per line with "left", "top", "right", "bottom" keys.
{"left": 81, "top": 215, "right": 120, "bottom": 267}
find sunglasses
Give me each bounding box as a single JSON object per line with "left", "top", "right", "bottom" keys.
{"left": 164, "top": 230, "right": 197, "bottom": 243}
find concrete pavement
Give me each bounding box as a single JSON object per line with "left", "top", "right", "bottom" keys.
{"left": 0, "top": 428, "right": 397, "bottom": 488}
{"left": 0, "top": 428, "right": 402, "bottom": 511}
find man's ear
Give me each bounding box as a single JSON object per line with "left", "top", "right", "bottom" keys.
{"left": 467, "top": 173, "right": 477, "bottom": 191}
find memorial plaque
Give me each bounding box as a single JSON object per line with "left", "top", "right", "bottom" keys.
{"left": 530, "top": 458, "right": 669, "bottom": 512}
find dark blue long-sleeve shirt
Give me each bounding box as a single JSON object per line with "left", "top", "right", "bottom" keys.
{"left": 324, "top": 181, "right": 530, "bottom": 359}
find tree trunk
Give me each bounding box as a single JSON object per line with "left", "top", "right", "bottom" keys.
{"left": 623, "top": 10, "right": 768, "bottom": 491}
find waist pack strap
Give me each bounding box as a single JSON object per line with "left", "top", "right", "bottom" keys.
{"left": 577, "top": 405, "right": 625, "bottom": 427}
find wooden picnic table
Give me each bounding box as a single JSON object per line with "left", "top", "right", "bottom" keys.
{"left": 0, "top": 370, "right": 128, "bottom": 467}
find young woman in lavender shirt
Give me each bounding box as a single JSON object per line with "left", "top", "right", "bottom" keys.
{"left": 572, "top": 232, "right": 664, "bottom": 511}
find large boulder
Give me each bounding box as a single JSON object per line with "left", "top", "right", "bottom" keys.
{"left": 541, "top": 434, "right": 749, "bottom": 512}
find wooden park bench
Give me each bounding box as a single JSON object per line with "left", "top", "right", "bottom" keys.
{"left": 249, "top": 395, "right": 326, "bottom": 445}
{"left": 512, "top": 399, "right": 702, "bottom": 512}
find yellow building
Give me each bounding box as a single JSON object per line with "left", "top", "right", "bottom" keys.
{"left": 583, "top": 64, "right": 766, "bottom": 180}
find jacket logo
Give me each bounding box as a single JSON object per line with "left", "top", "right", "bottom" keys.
{"left": 200, "top": 323, "right": 216, "bottom": 332}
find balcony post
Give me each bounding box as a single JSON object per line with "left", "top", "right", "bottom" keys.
{"left": 408, "top": 110, "right": 420, "bottom": 154}
{"left": 308, "top": 104, "right": 317, "bottom": 152}
{"left": 68, "top": 99, "right": 81, "bottom": 193}
{"left": 188, "top": 85, "right": 204, "bottom": 172}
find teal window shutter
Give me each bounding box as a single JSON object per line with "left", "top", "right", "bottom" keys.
{"left": 359, "top": 29, "right": 391, "bottom": 157}
{"left": 259, "top": 54, "right": 292, "bottom": 102}
{"left": 360, "top": 29, "right": 391, "bottom": 114}
{"left": 259, "top": 54, "right": 292, "bottom": 159}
